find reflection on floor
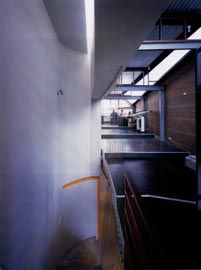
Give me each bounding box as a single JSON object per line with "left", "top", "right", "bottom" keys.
{"left": 101, "top": 125, "right": 134, "bottom": 130}
{"left": 102, "top": 137, "right": 189, "bottom": 160}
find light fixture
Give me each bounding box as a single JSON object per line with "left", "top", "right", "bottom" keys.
{"left": 57, "top": 89, "right": 65, "bottom": 95}
{"left": 187, "top": 25, "right": 191, "bottom": 33}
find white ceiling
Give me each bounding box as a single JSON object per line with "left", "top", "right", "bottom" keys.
{"left": 43, "top": 0, "right": 87, "bottom": 53}
{"left": 43, "top": 0, "right": 169, "bottom": 99}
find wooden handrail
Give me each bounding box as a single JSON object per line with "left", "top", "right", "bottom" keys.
{"left": 63, "top": 176, "right": 101, "bottom": 240}
{"left": 124, "top": 174, "right": 154, "bottom": 268}
{"left": 63, "top": 176, "right": 100, "bottom": 189}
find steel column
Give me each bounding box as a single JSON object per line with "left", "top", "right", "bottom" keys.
{"left": 159, "top": 90, "right": 165, "bottom": 141}
{"left": 196, "top": 48, "right": 201, "bottom": 210}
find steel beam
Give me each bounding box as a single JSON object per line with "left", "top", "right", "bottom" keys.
{"left": 196, "top": 48, "right": 201, "bottom": 210}
{"left": 124, "top": 67, "right": 148, "bottom": 72}
{"left": 159, "top": 90, "right": 165, "bottom": 141}
{"left": 104, "top": 95, "right": 142, "bottom": 100}
{"left": 115, "top": 84, "right": 164, "bottom": 91}
{"left": 139, "top": 40, "right": 201, "bottom": 51}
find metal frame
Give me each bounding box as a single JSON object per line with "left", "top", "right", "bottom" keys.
{"left": 124, "top": 67, "right": 148, "bottom": 72}
{"left": 105, "top": 95, "right": 143, "bottom": 100}
{"left": 156, "top": 13, "right": 201, "bottom": 41}
{"left": 103, "top": 39, "right": 201, "bottom": 210}
{"left": 139, "top": 40, "right": 201, "bottom": 51}
{"left": 105, "top": 152, "right": 189, "bottom": 159}
{"left": 141, "top": 194, "right": 196, "bottom": 205}
{"left": 115, "top": 84, "right": 165, "bottom": 91}
{"left": 196, "top": 48, "right": 201, "bottom": 210}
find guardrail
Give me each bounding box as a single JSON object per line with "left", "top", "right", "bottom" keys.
{"left": 124, "top": 174, "right": 155, "bottom": 269}
{"left": 102, "top": 153, "right": 124, "bottom": 269}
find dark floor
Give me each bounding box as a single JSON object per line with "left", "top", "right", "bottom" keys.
{"left": 102, "top": 137, "right": 189, "bottom": 159}
{"left": 102, "top": 129, "right": 200, "bottom": 269}
{"left": 142, "top": 199, "right": 201, "bottom": 269}
{"left": 101, "top": 129, "right": 155, "bottom": 139}
{"left": 108, "top": 157, "right": 196, "bottom": 200}
{"left": 108, "top": 157, "right": 199, "bottom": 269}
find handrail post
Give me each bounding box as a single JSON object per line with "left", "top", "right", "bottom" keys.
{"left": 97, "top": 176, "right": 101, "bottom": 240}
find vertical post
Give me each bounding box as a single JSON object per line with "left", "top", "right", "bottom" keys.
{"left": 143, "top": 97, "right": 147, "bottom": 132}
{"left": 141, "top": 116, "right": 145, "bottom": 132}
{"left": 159, "top": 90, "right": 165, "bottom": 141}
{"left": 184, "top": 15, "right": 187, "bottom": 40}
{"left": 196, "top": 48, "right": 201, "bottom": 210}
{"left": 136, "top": 118, "right": 140, "bottom": 131}
{"left": 97, "top": 176, "right": 101, "bottom": 240}
{"left": 159, "top": 16, "right": 162, "bottom": 40}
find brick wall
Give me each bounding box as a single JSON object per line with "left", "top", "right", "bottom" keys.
{"left": 136, "top": 55, "right": 196, "bottom": 153}
{"left": 145, "top": 91, "right": 160, "bottom": 136}
{"left": 165, "top": 56, "right": 195, "bottom": 153}
{"left": 135, "top": 99, "right": 144, "bottom": 112}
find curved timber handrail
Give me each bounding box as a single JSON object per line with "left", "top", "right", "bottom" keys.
{"left": 63, "top": 176, "right": 101, "bottom": 240}
{"left": 63, "top": 176, "right": 100, "bottom": 189}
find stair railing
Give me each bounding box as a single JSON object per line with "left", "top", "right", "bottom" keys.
{"left": 63, "top": 176, "right": 101, "bottom": 240}
{"left": 124, "top": 174, "right": 155, "bottom": 269}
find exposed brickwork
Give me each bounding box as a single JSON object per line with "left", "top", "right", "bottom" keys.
{"left": 145, "top": 91, "right": 160, "bottom": 136}
{"left": 135, "top": 55, "right": 196, "bottom": 154}
{"left": 135, "top": 99, "right": 144, "bottom": 112}
{"left": 165, "top": 56, "right": 195, "bottom": 153}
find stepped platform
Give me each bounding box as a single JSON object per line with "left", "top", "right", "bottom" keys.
{"left": 102, "top": 137, "right": 189, "bottom": 159}
{"left": 101, "top": 125, "right": 134, "bottom": 130}
{"left": 101, "top": 129, "right": 155, "bottom": 139}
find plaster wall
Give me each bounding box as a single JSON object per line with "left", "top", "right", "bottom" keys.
{"left": 0, "top": 0, "right": 96, "bottom": 269}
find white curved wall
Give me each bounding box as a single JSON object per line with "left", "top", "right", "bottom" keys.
{"left": 0, "top": 0, "right": 96, "bottom": 269}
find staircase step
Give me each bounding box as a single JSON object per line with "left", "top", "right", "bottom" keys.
{"left": 59, "top": 236, "right": 100, "bottom": 269}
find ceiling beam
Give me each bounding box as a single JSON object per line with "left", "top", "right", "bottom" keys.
{"left": 156, "top": 13, "right": 201, "bottom": 26}
{"left": 104, "top": 95, "right": 142, "bottom": 100}
{"left": 124, "top": 67, "right": 148, "bottom": 72}
{"left": 115, "top": 84, "right": 164, "bottom": 91}
{"left": 139, "top": 40, "right": 201, "bottom": 51}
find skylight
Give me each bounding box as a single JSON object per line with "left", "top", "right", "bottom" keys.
{"left": 85, "top": 0, "right": 94, "bottom": 53}
{"left": 137, "top": 27, "right": 201, "bottom": 85}
{"left": 124, "top": 90, "right": 146, "bottom": 96}
{"left": 121, "top": 72, "right": 134, "bottom": 84}
{"left": 107, "top": 27, "right": 201, "bottom": 104}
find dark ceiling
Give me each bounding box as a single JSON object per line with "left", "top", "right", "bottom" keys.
{"left": 93, "top": 0, "right": 169, "bottom": 99}
{"left": 127, "top": 0, "right": 201, "bottom": 81}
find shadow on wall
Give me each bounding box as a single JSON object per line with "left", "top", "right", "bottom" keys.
{"left": 48, "top": 180, "right": 98, "bottom": 269}
{"left": 48, "top": 224, "right": 81, "bottom": 269}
